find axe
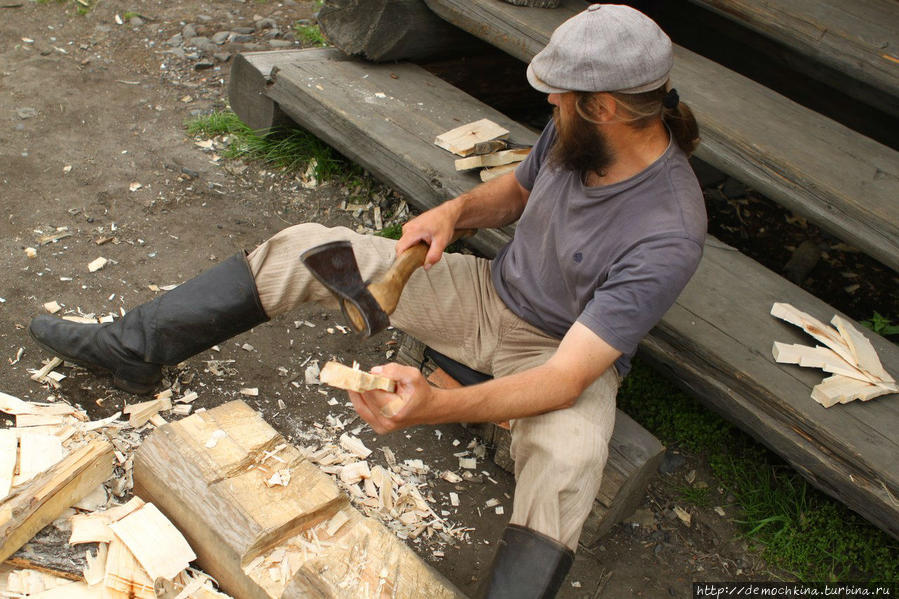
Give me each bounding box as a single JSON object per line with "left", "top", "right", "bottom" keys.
{"left": 301, "top": 230, "right": 473, "bottom": 337}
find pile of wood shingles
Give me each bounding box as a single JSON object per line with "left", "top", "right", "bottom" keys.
{"left": 771, "top": 303, "right": 897, "bottom": 407}
{"left": 435, "top": 118, "right": 531, "bottom": 181}
{"left": 0, "top": 389, "right": 229, "bottom": 598}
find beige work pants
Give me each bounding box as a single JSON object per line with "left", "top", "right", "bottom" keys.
{"left": 247, "top": 223, "right": 618, "bottom": 550}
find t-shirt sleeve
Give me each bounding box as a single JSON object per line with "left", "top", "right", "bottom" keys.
{"left": 577, "top": 236, "right": 703, "bottom": 355}
{"left": 515, "top": 120, "right": 558, "bottom": 191}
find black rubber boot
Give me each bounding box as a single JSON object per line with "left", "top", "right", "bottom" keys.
{"left": 29, "top": 252, "right": 269, "bottom": 394}
{"left": 480, "top": 524, "right": 574, "bottom": 599}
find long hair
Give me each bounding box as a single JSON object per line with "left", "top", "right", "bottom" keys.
{"left": 592, "top": 84, "right": 700, "bottom": 156}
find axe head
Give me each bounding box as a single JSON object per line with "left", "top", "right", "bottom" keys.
{"left": 300, "top": 241, "right": 390, "bottom": 338}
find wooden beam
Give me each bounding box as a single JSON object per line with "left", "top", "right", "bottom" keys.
{"left": 133, "top": 400, "right": 463, "bottom": 599}
{"left": 0, "top": 438, "right": 114, "bottom": 562}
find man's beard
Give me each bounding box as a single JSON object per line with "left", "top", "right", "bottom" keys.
{"left": 548, "top": 105, "right": 615, "bottom": 179}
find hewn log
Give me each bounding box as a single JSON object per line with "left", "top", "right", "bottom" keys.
{"left": 317, "top": 0, "right": 488, "bottom": 62}
{"left": 133, "top": 400, "right": 464, "bottom": 599}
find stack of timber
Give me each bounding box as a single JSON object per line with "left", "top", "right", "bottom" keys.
{"left": 684, "top": 0, "right": 899, "bottom": 117}
{"left": 133, "top": 400, "right": 463, "bottom": 599}
{"left": 228, "top": 47, "right": 899, "bottom": 539}
{"left": 421, "top": 0, "right": 899, "bottom": 273}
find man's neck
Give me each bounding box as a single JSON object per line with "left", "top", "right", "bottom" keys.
{"left": 585, "top": 121, "right": 670, "bottom": 187}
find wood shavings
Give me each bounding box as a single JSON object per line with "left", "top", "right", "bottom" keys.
{"left": 771, "top": 302, "right": 897, "bottom": 407}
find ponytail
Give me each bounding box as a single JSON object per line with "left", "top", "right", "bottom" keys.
{"left": 609, "top": 84, "right": 701, "bottom": 156}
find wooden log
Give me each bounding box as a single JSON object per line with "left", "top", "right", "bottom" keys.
{"left": 132, "top": 400, "right": 463, "bottom": 599}
{"left": 0, "top": 438, "right": 114, "bottom": 562}
{"left": 317, "top": 0, "right": 488, "bottom": 63}
{"left": 228, "top": 52, "right": 295, "bottom": 133}
{"left": 685, "top": 0, "right": 899, "bottom": 115}
{"left": 423, "top": 0, "right": 899, "bottom": 272}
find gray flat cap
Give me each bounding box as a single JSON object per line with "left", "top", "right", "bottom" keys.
{"left": 527, "top": 4, "right": 673, "bottom": 94}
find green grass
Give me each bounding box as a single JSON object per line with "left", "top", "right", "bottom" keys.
{"left": 617, "top": 359, "right": 899, "bottom": 583}
{"left": 294, "top": 22, "right": 329, "bottom": 47}
{"left": 186, "top": 110, "right": 361, "bottom": 185}
{"left": 185, "top": 110, "right": 391, "bottom": 211}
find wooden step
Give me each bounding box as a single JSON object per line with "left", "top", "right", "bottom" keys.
{"left": 229, "top": 48, "right": 899, "bottom": 540}
{"left": 686, "top": 0, "right": 899, "bottom": 116}
{"left": 395, "top": 334, "right": 664, "bottom": 544}
{"left": 422, "top": 0, "right": 899, "bottom": 273}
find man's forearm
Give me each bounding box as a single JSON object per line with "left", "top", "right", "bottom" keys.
{"left": 445, "top": 173, "right": 529, "bottom": 230}
{"left": 424, "top": 361, "right": 586, "bottom": 425}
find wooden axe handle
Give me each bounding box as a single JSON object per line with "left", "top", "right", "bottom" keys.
{"left": 371, "top": 228, "right": 475, "bottom": 315}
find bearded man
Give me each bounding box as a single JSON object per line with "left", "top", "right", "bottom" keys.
{"left": 29, "top": 5, "right": 705, "bottom": 597}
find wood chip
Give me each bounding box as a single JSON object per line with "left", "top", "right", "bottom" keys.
{"left": 239, "top": 387, "right": 259, "bottom": 397}
{"left": 43, "top": 301, "right": 62, "bottom": 314}
{"left": 108, "top": 503, "right": 197, "bottom": 582}
{"left": 87, "top": 257, "right": 108, "bottom": 272}
{"left": 339, "top": 433, "right": 372, "bottom": 459}
{"left": 325, "top": 511, "right": 350, "bottom": 536}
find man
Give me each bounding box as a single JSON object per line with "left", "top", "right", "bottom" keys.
{"left": 29, "top": 5, "right": 704, "bottom": 598}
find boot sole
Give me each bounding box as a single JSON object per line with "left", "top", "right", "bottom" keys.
{"left": 28, "top": 328, "right": 160, "bottom": 395}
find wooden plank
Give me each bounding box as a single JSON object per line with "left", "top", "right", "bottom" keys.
{"left": 233, "top": 48, "right": 899, "bottom": 538}
{"left": 0, "top": 438, "right": 114, "bottom": 562}
{"left": 454, "top": 147, "right": 530, "bottom": 170}
{"left": 319, "top": 361, "right": 396, "bottom": 393}
{"left": 434, "top": 118, "right": 509, "bottom": 156}
{"left": 422, "top": 0, "right": 899, "bottom": 272}
{"left": 686, "top": 0, "right": 899, "bottom": 109}
{"left": 133, "top": 400, "right": 463, "bottom": 599}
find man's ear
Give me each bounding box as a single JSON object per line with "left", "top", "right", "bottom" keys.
{"left": 592, "top": 93, "right": 618, "bottom": 122}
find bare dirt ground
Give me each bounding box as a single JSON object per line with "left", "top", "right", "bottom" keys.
{"left": 1, "top": 1, "right": 774, "bottom": 597}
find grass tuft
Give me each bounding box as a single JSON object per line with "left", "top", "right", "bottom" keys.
{"left": 294, "top": 22, "right": 329, "bottom": 47}
{"left": 618, "top": 359, "right": 899, "bottom": 583}
{"left": 185, "top": 110, "right": 370, "bottom": 187}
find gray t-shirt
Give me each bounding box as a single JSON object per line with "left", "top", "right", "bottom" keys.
{"left": 491, "top": 120, "right": 706, "bottom": 376}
